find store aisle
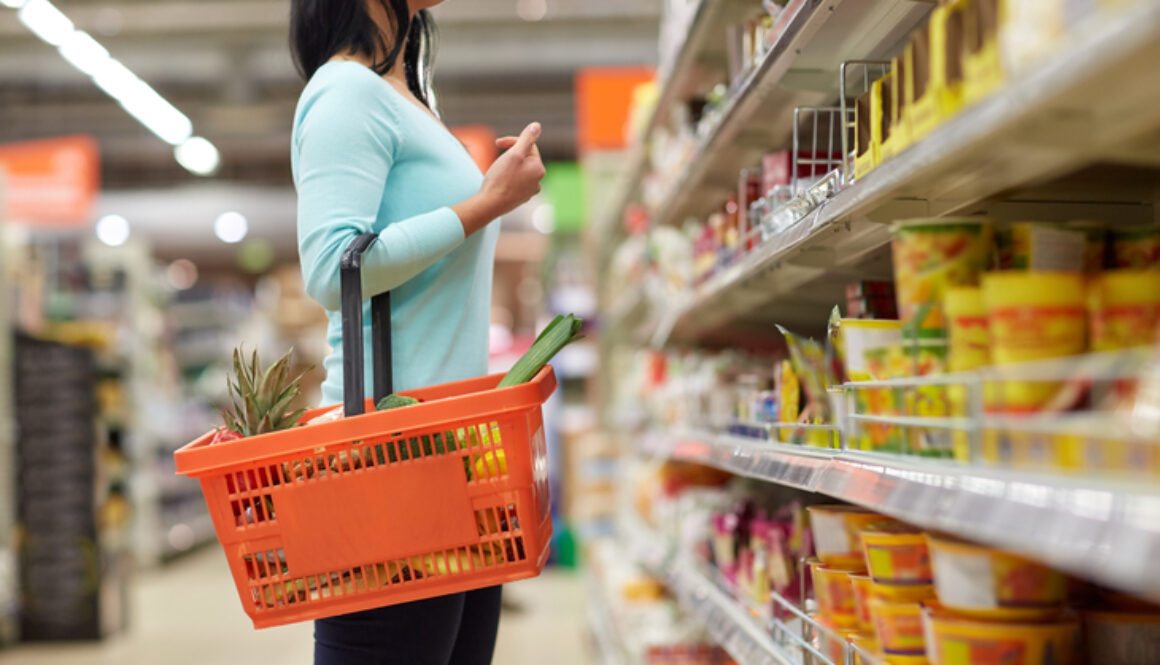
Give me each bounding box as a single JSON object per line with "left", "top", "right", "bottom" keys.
{"left": 5, "top": 547, "right": 596, "bottom": 665}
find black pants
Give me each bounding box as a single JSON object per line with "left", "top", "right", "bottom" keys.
{"left": 314, "top": 586, "right": 503, "bottom": 665}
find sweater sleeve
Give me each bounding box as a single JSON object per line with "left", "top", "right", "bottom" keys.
{"left": 294, "top": 70, "right": 466, "bottom": 312}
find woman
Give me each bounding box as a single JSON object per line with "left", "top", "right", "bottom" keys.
{"left": 289, "top": 1, "right": 546, "bottom": 663}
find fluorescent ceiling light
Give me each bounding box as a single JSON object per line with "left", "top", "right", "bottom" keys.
{"left": 6, "top": 0, "right": 214, "bottom": 175}
{"left": 18, "top": 0, "right": 72, "bottom": 45}
{"left": 95, "top": 214, "right": 130, "bottom": 247}
{"left": 58, "top": 31, "right": 110, "bottom": 76}
{"left": 214, "top": 211, "right": 248, "bottom": 244}
{"left": 175, "top": 137, "right": 220, "bottom": 176}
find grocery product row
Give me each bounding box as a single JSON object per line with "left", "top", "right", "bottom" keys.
{"left": 616, "top": 462, "right": 1160, "bottom": 665}
{"left": 604, "top": 0, "right": 1160, "bottom": 346}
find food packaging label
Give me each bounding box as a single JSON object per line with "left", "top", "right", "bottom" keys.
{"left": 812, "top": 512, "right": 852, "bottom": 557}
{"left": 933, "top": 547, "right": 998, "bottom": 609}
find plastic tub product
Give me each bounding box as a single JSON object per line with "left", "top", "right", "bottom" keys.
{"left": 861, "top": 522, "right": 933, "bottom": 585}
{"left": 944, "top": 288, "right": 988, "bottom": 373}
{"left": 1083, "top": 611, "right": 1160, "bottom": 665}
{"left": 807, "top": 505, "right": 883, "bottom": 570}
{"left": 872, "top": 581, "right": 937, "bottom": 604}
{"left": 812, "top": 613, "right": 859, "bottom": 664}
{"left": 850, "top": 573, "right": 876, "bottom": 633}
{"left": 997, "top": 223, "right": 1088, "bottom": 272}
{"left": 839, "top": 319, "right": 905, "bottom": 382}
{"left": 981, "top": 272, "right": 1086, "bottom": 413}
{"left": 924, "top": 608, "right": 1079, "bottom": 665}
{"left": 926, "top": 535, "right": 1066, "bottom": 620}
{"left": 891, "top": 219, "right": 993, "bottom": 339}
{"left": 851, "top": 632, "right": 880, "bottom": 665}
{"left": 854, "top": 88, "right": 878, "bottom": 179}
{"left": 884, "top": 654, "right": 930, "bottom": 665}
{"left": 870, "top": 598, "right": 927, "bottom": 656}
{"left": 1066, "top": 221, "right": 1107, "bottom": 274}
{"left": 1111, "top": 226, "right": 1160, "bottom": 269}
{"left": 1088, "top": 269, "right": 1160, "bottom": 352}
{"left": 811, "top": 559, "right": 860, "bottom": 629}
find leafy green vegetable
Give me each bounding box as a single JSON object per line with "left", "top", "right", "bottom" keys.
{"left": 375, "top": 394, "right": 419, "bottom": 411}
{"left": 498, "top": 314, "right": 583, "bottom": 387}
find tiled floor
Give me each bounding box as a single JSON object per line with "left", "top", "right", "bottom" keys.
{"left": 5, "top": 547, "right": 597, "bottom": 665}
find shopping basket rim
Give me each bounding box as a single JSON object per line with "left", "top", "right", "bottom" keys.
{"left": 174, "top": 366, "right": 556, "bottom": 478}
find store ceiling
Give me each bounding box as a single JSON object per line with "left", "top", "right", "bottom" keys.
{"left": 0, "top": 0, "right": 660, "bottom": 254}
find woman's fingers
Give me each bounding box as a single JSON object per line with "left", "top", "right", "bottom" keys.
{"left": 513, "top": 122, "right": 542, "bottom": 154}
{"left": 495, "top": 137, "right": 519, "bottom": 150}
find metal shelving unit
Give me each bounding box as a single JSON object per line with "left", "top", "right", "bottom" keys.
{"left": 641, "top": 428, "right": 1160, "bottom": 604}
{"left": 618, "top": 0, "right": 1160, "bottom": 346}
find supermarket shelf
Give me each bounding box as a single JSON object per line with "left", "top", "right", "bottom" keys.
{"left": 653, "top": 0, "right": 933, "bottom": 227}
{"left": 621, "top": 516, "right": 798, "bottom": 665}
{"left": 584, "top": 573, "right": 632, "bottom": 665}
{"left": 643, "top": 428, "right": 1160, "bottom": 604}
{"left": 647, "top": 0, "right": 1160, "bottom": 346}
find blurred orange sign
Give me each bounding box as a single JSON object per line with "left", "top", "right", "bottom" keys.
{"left": 450, "top": 125, "right": 498, "bottom": 173}
{"left": 0, "top": 135, "right": 100, "bottom": 227}
{"left": 575, "top": 67, "right": 654, "bottom": 153}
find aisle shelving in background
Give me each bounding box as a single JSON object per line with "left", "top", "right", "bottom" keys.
{"left": 594, "top": 0, "right": 1160, "bottom": 664}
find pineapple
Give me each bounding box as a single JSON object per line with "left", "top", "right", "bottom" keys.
{"left": 221, "top": 347, "right": 310, "bottom": 438}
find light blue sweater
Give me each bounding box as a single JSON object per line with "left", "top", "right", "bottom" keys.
{"left": 292, "top": 61, "right": 498, "bottom": 405}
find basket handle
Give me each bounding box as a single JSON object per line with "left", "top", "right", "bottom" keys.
{"left": 340, "top": 233, "right": 392, "bottom": 418}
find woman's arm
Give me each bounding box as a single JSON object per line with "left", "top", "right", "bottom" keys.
{"left": 295, "top": 74, "right": 546, "bottom": 311}
{"left": 295, "top": 77, "right": 468, "bottom": 311}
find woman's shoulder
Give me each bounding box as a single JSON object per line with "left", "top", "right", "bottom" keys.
{"left": 295, "top": 61, "right": 402, "bottom": 128}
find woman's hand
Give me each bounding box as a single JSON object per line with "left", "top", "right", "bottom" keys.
{"left": 452, "top": 122, "right": 546, "bottom": 236}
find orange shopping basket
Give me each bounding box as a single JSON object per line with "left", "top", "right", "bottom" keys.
{"left": 175, "top": 233, "right": 557, "bottom": 628}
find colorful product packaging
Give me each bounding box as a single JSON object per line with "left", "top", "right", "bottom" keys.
{"left": 1088, "top": 269, "right": 1160, "bottom": 352}
{"left": 807, "top": 505, "right": 882, "bottom": 571}
{"left": 1111, "top": 226, "right": 1160, "bottom": 269}
{"left": 926, "top": 534, "right": 1067, "bottom": 621}
{"left": 891, "top": 218, "right": 994, "bottom": 339}
{"left": 981, "top": 272, "right": 1087, "bottom": 413}
{"left": 997, "top": 222, "right": 1088, "bottom": 272}
{"left": 861, "top": 521, "right": 933, "bottom": 585}
{"left": 923, "top": 607, "right": 1079, "bottom": 665}
{"left": 870, "top": 599, "right": 928, "bottom": 656}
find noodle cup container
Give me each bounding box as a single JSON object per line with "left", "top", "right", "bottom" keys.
{"left": 870, "top": 598, "right": 928, "bottom": 656}
{"left": 850, "top": 573, "right": 876, "bottom": 633}
{"left": 1111, "top": 226, "right": 1160, "bottom": 269}
{"left": 891, "top": 218, "right": 994, "bottom": 338}
{"left": 1088, "top": 269, "right": 1160, "bottom": 352}
{"left": 944, "top": 287, "right": 989, "bottom": 373}
{"left": 981, "top": 272, "right": 1086, "bottom": 413}
{"left": 810, "top": 559, "right": 860, "bottom": 629}
{"left": 924, "top": 607, "right": 1079, "bottom": 665}
{"left": 807, "top": 505, "right": 883, "bottom": 570}
{"left": 812, "top": 613, "right": 859, "bottom": 664}
{"left": 1082, "top": 610, "right": 1160, "bottom": 665}
{"left": 872, "top": 581, "right": 937, "bottom": 604}
{"left": 884, "top": 655, "right": 930, "bottom": 665}
{"left": 927, "top": 535, "right": 1066, "bottom": 620}
{"left": 851, "top": 632, "right": 880, "bottom": 665}
{"left": 862, "top": 522, "right": 933, "bottom": 585}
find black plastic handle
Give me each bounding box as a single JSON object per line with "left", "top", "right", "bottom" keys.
{"left": 340, "top": 233, "right": 392, "bottom": 417}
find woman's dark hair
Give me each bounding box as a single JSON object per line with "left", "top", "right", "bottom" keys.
{"left": 290, "top": 1, "right": 436, "bottom": 107}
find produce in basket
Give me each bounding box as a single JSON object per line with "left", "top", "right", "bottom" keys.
{"left": 213, "top": 348, "right": 311, "bottom": 444}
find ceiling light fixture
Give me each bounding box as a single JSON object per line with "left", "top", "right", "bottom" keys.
{"left": 4, "top": 0, "right": 216, "bottom": 175}
{"left": 214, "top": 211, "right": 248, "bottom": 244}
{"left": 175, "top": 137, "right": 220, "bottom": 176}
{"left": 95, "top": 214, "right": 130, "bottom": 247}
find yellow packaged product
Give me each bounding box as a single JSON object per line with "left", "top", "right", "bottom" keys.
{"left": 1088, "top": 269, "right": 1160, "bottom": 352}
{"left": 849, "top": 573, "right": 876, "bottom": 633}
{"left": 850, "top": 632, "right": 880, "bottom": 665}
{"left": 854, "top": 88, "right": 878, "bottom": 179}
{"left": 999, "top": 223, "right": 1087, "bottom": 273}
{"left": 1111, "top": 226, "right": 1160, "bottom": 269}
{"left": 861, "top": 522, "right": 932, "bottom": 585}
{"left": 962, "top": 0, "right": 1004, "bottom": 104}
{"left": 777, "top": 360, "right": 800, "bottom": 423}
{"left": 926, "top": 534, "right": 1067, "bottom": 620}
{"left": 836, "top": 319, "right": 905, "bottom": 382}
{"left": 882, "top": 55, "right": 911, "bottom": 158}
{"left": 924, "top": 607, "right": 1079, "bottom": 665}
{"left": 807, "top": 505, "right": 883, "bottom": 571}
{"left": 981, "top": 272, "right": 1086, "bottom": 413}
{"left": 944, "top": 288, "right": 988, "bottom": 373}
{"left": 891, "top": 219, "right": 993, "bottom": 338}
{"left": 870, "top": 598, "right": 927, "bottom": 656}
{"left": 811, "top": 559, "right": 861, "bottom": 629}
{"left": 1067, "top": 221, "right": 1107, "bottom": 274}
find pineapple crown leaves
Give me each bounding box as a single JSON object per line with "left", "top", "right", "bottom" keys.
{"left": 222, "top": 347, "right": 312, "bottom": 437}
